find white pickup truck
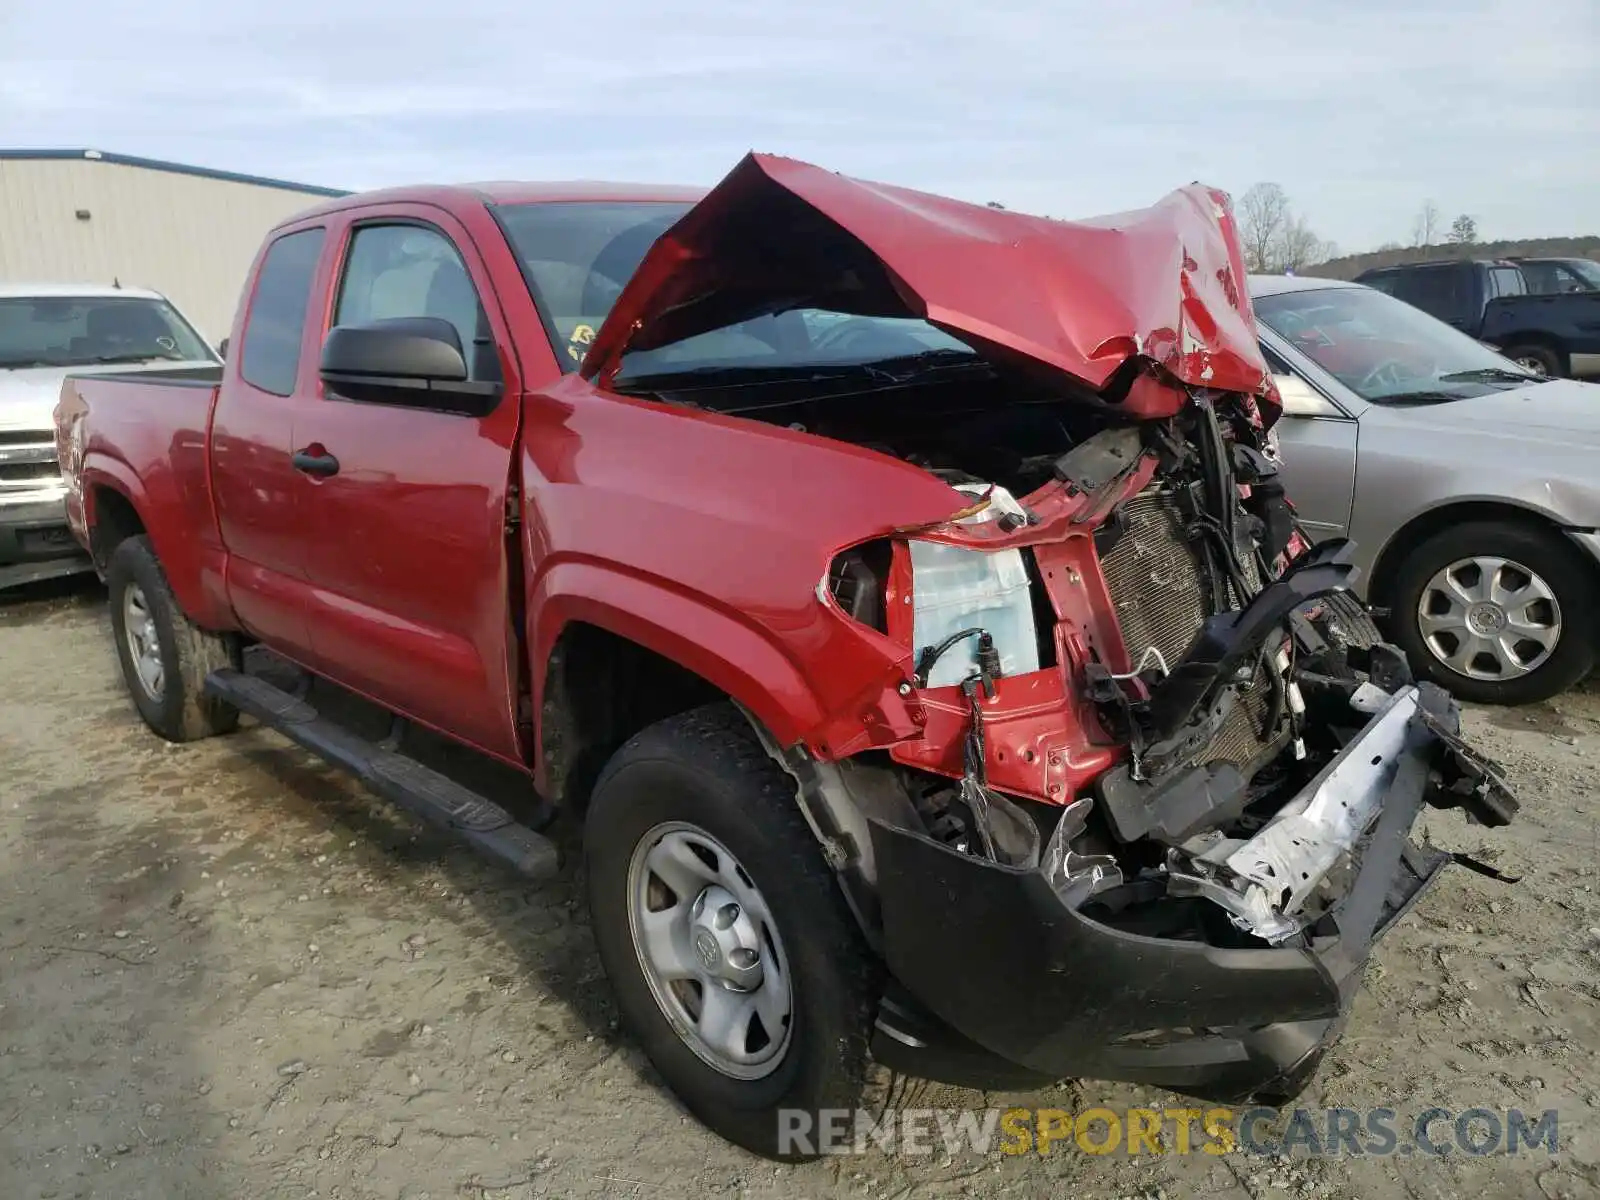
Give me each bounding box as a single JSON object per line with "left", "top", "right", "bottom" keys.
{"left": 0, "top": 283, "right": 221, "bottom": 589}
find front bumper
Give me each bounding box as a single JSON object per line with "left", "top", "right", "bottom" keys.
{"left": 867, "top": 685, "right": 1465, "bottom": 1104}
{"left": 0, "top": 495, "right": 93, "bottom": 589}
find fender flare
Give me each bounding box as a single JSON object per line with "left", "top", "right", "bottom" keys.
{"left": 78, "top": 453, "right": 232, "bottom": 629}
{"left": 529, "top": 559, "right": 828, "bottom": 757}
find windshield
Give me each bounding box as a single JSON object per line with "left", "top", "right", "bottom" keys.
{"left": 493, "top": 200, "right": 978, "bottom": 380}
{"left": 1565, "top": 259, "right": 1600, "bottom": 289}
{"left": 495, "top": 201, "right": 692, "bottom": 371}
{"left": 0, "top": 296, "right": 214, "bottom": 370}
{"left": 1253, "top": 285, "right": 1544, "bottom": 403}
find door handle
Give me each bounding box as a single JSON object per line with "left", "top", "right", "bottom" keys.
{"left": 291, "top": 447, "right": 340, "bottom": 477}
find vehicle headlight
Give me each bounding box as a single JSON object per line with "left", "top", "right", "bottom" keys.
{"left": 909, "top": 539, "right": 1041, "bottom": 687}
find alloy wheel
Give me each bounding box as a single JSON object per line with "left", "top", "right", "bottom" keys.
{"left": 1416, "top": 555, "right": 1561, "bottom": 681}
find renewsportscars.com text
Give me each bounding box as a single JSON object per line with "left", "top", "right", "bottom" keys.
{"left": 777, "top": 1106, "right": 1561, "bottom": 1158}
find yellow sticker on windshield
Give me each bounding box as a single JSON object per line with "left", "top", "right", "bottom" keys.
{"left": 568, "top": 323, "right": 596, "bottom": 363}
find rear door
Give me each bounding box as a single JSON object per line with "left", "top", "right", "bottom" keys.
{"left": 212, "top": 225, "right": 328, "bottom": 659}
{"left": 290, "top": 206, "right": 528, "bottom": 761}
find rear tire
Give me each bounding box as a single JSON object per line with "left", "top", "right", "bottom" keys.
{"left": 106, "top": 536, "right": 240, "bottom": 741}
{"left": 584, "top": 703, "right": 880, "bottom": 1161}
{"left": 1501, "top": 343, "right": 1564, "bottom": 378}
{"left": 1387, "top": 520, "right": 1597, "bottom": 705}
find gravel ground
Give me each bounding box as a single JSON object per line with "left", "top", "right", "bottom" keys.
{"left": 3, "top": 578, "right": 1598, "bottom": 1200}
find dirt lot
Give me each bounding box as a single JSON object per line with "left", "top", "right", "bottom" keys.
{"left": 2, "top": 579, "right": 1598, "bottom": 1200}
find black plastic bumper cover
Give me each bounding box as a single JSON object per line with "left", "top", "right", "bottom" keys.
{"left": 868, "top": 711, "right": 1452, "bottom": 1104}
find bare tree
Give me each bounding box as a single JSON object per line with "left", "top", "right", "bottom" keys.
{"left": 1412, "top": 200, "right": 1442, "bottom": 247}
{"left": 1448, "top": 214, "right": 1478, "bottom": 245}
{"left": 1278, "top": 217, "right": 1340, "bottom": 271}
{"left": 1238, "top": 183, "right": 1290, "bottom": 273}
{"left": 1234, "top": 182, "right": 1336, "bottom": 272}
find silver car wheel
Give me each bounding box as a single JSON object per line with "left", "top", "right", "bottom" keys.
{"left": 1417, "top": 555, "right": 1561, "bottom": 681}
{"left": 122, "top": 583, "right": 165, "bottom": 700}
{"left": 626, "top": 821, "right": 793, "bottom": 1080}
{"left": 1512, "top": 354, "right": 1549, "bottom": 377}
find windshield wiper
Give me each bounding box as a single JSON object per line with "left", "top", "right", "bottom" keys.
{"left": 861, "top": 348, "right": 990, "bottom": 383}
{"left": 1438, "top": 367, "right": 1545, "bottom": 385}
{"left": 0, "top": 359, "right": 57, "bottom": 370}
{"left": 78, "top": 352, "right": 181, "bottom": 366}
{"left": 1377, "top": 390, "right": 1473, "bottom": 406}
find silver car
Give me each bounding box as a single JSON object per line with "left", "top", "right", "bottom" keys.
{"left": 1252, "top": 274, "right": 1600, "bottom": 705}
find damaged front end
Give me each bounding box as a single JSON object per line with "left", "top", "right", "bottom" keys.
{"left": 594, "top": 154, "right": 1521, "bottom": 1103}
{"left": 818, "top": 403, "right": 1520, "bottom": 1102}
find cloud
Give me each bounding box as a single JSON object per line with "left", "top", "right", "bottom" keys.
{"left": 2, "top": 0, "right": 1595, "bottom": 249}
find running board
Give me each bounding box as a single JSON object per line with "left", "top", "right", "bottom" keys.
{"left": 203, "top": 668, "right": 559, "bottom": 879}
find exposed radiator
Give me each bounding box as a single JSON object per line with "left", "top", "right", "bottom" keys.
{"left": 1097, "top": 484, "right": 1282, "bottom": 773}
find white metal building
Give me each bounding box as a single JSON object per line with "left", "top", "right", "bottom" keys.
{"left": 0, "top": 149, "right": 347, "bottom": 342}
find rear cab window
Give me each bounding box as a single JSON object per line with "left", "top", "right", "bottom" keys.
{"left": 239, "top": 228, "right": 327, "bottom": 396}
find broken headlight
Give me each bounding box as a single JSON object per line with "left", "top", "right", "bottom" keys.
{"left": 908, "top": 483, "right": 1041, "bottom": 688}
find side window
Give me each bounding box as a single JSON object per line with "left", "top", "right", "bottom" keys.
{"left": 333, "top": 224, "right": 500, "bottom": 383}
{"left": 239, "top": 228, "right": 326, "bottom": 396}
{"left": 1519, "top": 261, "right": 1559, "bottom": 294}
{"left": 1398, "top": 266, "right": 1466, "bottom": 321}
{"left": 1488, "top": 267, "right": 1526, "bottom": 299}
{"left": 1385, "top": 271, "right": 1427, "bottom": 305}
{"left": 1362, "top": 273, "right": 1398, "bottom": 296}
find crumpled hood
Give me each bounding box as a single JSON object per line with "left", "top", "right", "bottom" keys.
{"left": 582, "top": 152, "right": 1274, "bottom": 419}
{"left": 0, "top": 360, "right": 216, "bottom": 430}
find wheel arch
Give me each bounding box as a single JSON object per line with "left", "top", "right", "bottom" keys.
{"left": 86, "top": 481, "right": 147, "bottom": 571}
{"left": 1368, "top": 498, "right": 1600, "bottom": 613}
{"left": 78, "top": 455, "right": 234, "bottom": 629}
{"left": 1492, "top": 329, "right": 1569, "bottom": 371}
{"left": 529, "top": 562, "right": 834, "bottom": 810}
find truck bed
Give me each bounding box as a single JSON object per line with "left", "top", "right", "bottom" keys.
{"left": 55, "top": 370, "right": 226, "bottom": 596}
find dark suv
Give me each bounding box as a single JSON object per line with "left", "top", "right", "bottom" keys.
{"left": 1355, "top": 258, "right": 1600, "bottom": 380}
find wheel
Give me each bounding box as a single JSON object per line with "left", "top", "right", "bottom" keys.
{"left": 1387, "top": 521, "right": 1598, "bottom": 705}
{"left": 1304, "top": 589, "right": 1383, "bottom": 650}
{"left": 584, "top": 703, "right": 880, "bottom": 1161}
{"left": 106, "top": 536, "right": 240, "bottom": 741}
{"left": 1500, "top": 343, "right": 1564, "bottom": 379}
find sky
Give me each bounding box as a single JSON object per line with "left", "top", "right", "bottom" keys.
{"left": 2, "top": 0, "right": 1595, "bottom": 254}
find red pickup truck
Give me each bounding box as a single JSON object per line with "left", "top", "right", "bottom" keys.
{"left": 55, "top": 153, "right": 1517, "bottom": 1160}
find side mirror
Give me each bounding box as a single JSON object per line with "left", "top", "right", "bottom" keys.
{"left": 319, "top": 317, "right": 502, "bottom": 417}
{"left": 1272, "top": 373, "right": 1342, "bottom": 418}
{"left": 218, "top": 336, "right": 229, "bottom": 360}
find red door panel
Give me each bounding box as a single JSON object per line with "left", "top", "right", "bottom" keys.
{"left": 290, "top": 205, "right": 526, "bottom": 762}
{"left": 212, "top": 224, "right": 330, "bottom": 660}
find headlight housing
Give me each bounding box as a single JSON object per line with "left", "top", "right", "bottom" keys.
{"left": 909, "top": 534, "right": 1040, "bottom": 688}
{"left": 908, "top": 482, "right": 1043, "bottom": 688}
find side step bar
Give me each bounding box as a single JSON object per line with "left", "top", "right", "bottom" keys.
{"left": 204, "top": 668, "right": 559, "bottom": 879}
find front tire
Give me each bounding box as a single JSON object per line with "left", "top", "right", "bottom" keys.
{"left": 584, "top": 703, "right": 880, "bottom": 1160}
{"left": 1501, "top": 343, "right": 1564, "bottom": 379}
{"left": 1387, "top": 520, "right": 1597, "bottom": 705}
{"left": 106, "top": 536, "right": 240, "bottom": 741}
